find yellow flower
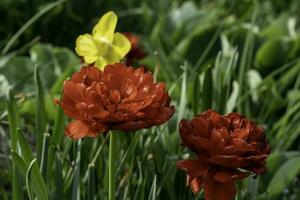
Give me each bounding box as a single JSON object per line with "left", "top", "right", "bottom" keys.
{"left": 75, "top": 11, "right": 131, "bottom": 69}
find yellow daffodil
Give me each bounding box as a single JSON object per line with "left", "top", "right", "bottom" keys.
{"left": 75, "top": 11, "right": 131, "bottom": 69}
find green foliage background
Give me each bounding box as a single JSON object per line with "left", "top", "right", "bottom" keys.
{"left": 1, "top": 0, "right": 300, "bottom": 199}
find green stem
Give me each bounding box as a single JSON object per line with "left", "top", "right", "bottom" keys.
{"left": 40, "top": 133, "right": 50, "bottom": 179}
{"left": 87, "top": 164, "right": 95, "bottom": 200}
{"left": 109, "top": 131, "right": 117, "bottom": 200}
{"left": 72, "top": 140, "right": 82, "bottom": 200}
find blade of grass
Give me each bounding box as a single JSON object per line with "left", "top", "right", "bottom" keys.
{"left": 267, "top": 156, "right": 300, "bottom": 198}
{"left": 237, "top": 4, "right": 257, "bottom": 114}
{"left": 116, "top": 134, "right": 141, "bottom": 176}
{"left": 148, "top": 175, "right": 157, "bottom": 200}
{"left": 6, "top": 89, "right": 23, "bottom": 200}
{"left": 177, "top": 62, "right": 188, "bottom": 125}
{"left": 194, "top": 25, "right": 222, "bottom": 73}
{"left": 72, "top": 140, "right": 82, "bottom": 200}
{"left": 109, "top": 131, "right": 118, "bottom": 200}
{"left": 40, "top": 133, "right": 50, "bottom": 179}
{"left": 34, "top": 66, "right": 47, "bottom": 163}
{"left": 83, "top": 134, "right": 109, "bottom": 183}
{"left": 27, "top": 157, "right": 48, "bottom": 200}
{"left": 6, "top": 89, "right": 20, "bottom": 151}
{"left": 54, "top": 154, "right": 64, "bottom": 198}
{"left": 201, "top": 66, "right": 213, "bottom": 111}
{"left": 133, "top": 162, "right": 144, "bottom": 200}
{"left": 52, "top": 101, "right": 65, "bottom": 146}
{"left": 51, "top": 66, "right": 76, "bottom": 94}
{"left": 17, "top": 128, "right": 34, "bottom": 164}
{"left": 17, "top": 130, "right": 49, "bottom": 199}
{"left": 226, "top": 81, "right": 240, "bottom": 113}
{"left": 26, "top": 159, "right": 37, "bottom": 200}
{"left": 11, "top": 150, "right": 27, "bottom": 175}
{"left": 87, "top": 164, "right": 95, "bottom": 200}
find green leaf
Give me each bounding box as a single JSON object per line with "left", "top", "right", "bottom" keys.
{"left": 201, "top": 66, "right": 212, "bottom": 110}
{"left": 261, "top": 14, "right": 290, "bottom": 40}
{"left": 116, "top": 133, "right": 141, "bottom": 176}
{"left": 177, "top": 63, "right": 187, "bottom": 125}
{"left": 11, "top": 150, "right": 27, "bottom": 175}
{"left": 238, "top": 23, "right": 255, "bottom": 114}
{"left": 226, "top": 81, "right": 239, "bottom": 113}
{"left": 34, "top": 66, "right": 48, "bottom": 162}
{"left": 11, "top": 150, "right": 26, "bottom": 200}
{"left": 87, "top": 164, "right": 95, "bottom": 200}
{"left": 256, "top": 38, "right": 291, "bottom": 70}
{"left": 247, "top": 70, "right": 262, "bottom": 103}
{"left": 72, "top": 140, "right": 82, "bottom": 200}
{"left": 31, "top": 160, "right": 49, "bottom": 200}
{"left": 148, "top": 175, "right": 157, "bottom": 200}
{"left": 51, "top": 98, "right": 65, "bottom": 146}
{"left": 54, "top": 154, "right": 63, "bottom": 198}
{"left": 6, "top": 89, "right": 20, "bottom": 151}
{"left": 17, "top": 128, "right": 34, "bottom": 164}
{"left": 133, "top": 163, "right": 145, "bottom": 200}
{"left": 20, "top": 94, "right": 58, "bottom": 121}
{"left": 40, "top": 133, "right": 50, "bottom": 179}
{"left": 26, "top": 159, "right": 36, "bottom": 200}
{"left": 0, "top": 75, "right": 9, "bottom": 97}
{"left": 13, "top": 149, "right": 48, "bottom": 200}
{"left": 267, "top": 156, "right": 300, "bottom": 198}
{"left": 51, "top": 66, "right": 76, "bottom": 94}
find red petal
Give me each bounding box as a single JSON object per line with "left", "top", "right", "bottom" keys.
{"left": 176, "top": 159, "right": 209, "bottom": 178}
{"left": 65, "top": 120, "right": 91, "bottom": 140}
{"left": 191, "top": 117, "right": 209, "bottom": 138}
{"left": 64, "top": 81, "right": 85, "bottom": 102}
{"left": 214, "top": 170, "right": 249, "bottom": 183}
{"left": 190, "top": 177, "right": 203, "bottom": 193}
{"left": 207, "top": 155, "right": 247, "bottom": 168}
{"left": 113, "top": 121, "right": 143, "bottom": 132}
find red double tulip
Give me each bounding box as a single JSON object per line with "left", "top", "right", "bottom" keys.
{"left": 60, "top": 64, "right": 175, "bottom": 140}
{"left": 177, "top": 109, "right": 270, "bottom": 200}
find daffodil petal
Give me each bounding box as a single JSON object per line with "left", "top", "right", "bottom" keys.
{"left": 112, "top": 32, "right": 131, "bottom": 58}
{"left": 92, "top": 11, "right": 117, "bottom": 42}
{"left": 106, "top": 49, "right": 122, "bottom": 63}
{"left": 92, "top": 33, "right": 110, "bottom": 56}
{"left": 95, "top": 57, "right": 109, "bottom": 70}
{"left": 75, "top": 34, "right": 98, "bottom": 57}
{"left": 84, "top": 55, "right": 98, "bottom": 63}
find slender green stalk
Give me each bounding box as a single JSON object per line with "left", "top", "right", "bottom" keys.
{"left": 83, "top": 134, "right": 109, "bottom": 184}
{"left": 72, "top": 140, "right": 82, "bottom": 200}
{"left": 34, "top": 66, "right": 47, "bottom": 163}
{"left": 87, "top": 164, "right": 95, "bottom": 200}
{"left": 91, "top": 134, "right": 109, "bottom": 165}
{"left": 6, "top": 89, "right": 23, "bottom": 200}
{"left": 109, "top": 131, "right": 117, "bottom": 200}
{"left": 54, "top": 154, "right": 63, "bottom": 198}
{"left": 40, "top": 133, "right": 50, "bottom": 179}
{"left": 26, "top": 159, "right": 37, "bottom": 200}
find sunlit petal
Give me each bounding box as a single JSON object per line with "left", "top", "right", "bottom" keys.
{"left": 92, "top": 11, "right": 117, "bottom": 42}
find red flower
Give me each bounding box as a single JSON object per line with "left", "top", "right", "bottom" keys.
{"left": 60, "top": 64, "right": 175, "bottom": 139}
{"left": 177, "top": 110, "right": 270, "bottom": 200}
{"left": 123, "top": 32, "right": 146, "bottom": 65}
